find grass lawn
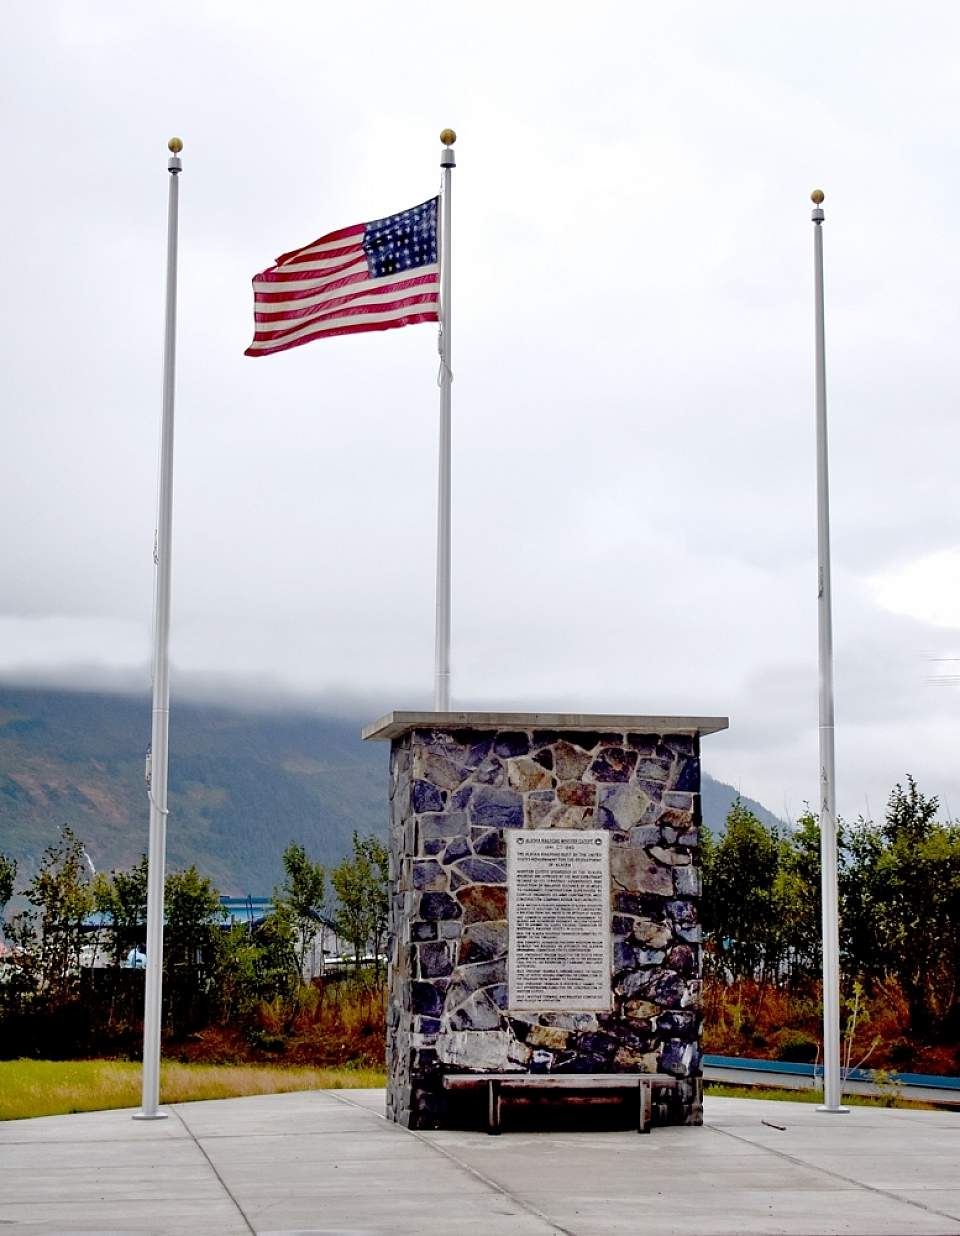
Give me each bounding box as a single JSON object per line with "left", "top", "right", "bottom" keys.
{"left": 705, "top": 1080, "right": 934, "bottom": 1109}
{"left": 4, "top": 1063, "right": 937, "bottom": 1123}
{"left": 0, "top": 1059, "right": 387, "bottom": 1121}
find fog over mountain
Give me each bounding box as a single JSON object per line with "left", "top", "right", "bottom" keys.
{"left": 0, "top": 683, "right": 780, "bottom": 895}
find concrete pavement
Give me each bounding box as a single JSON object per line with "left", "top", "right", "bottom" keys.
{"left": 1, "top": 1088, "right": 959, "bottom": 1235}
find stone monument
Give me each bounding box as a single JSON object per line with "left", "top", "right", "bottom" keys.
{"left": 363, "top": 711, "right": 728, "bottom": 1130}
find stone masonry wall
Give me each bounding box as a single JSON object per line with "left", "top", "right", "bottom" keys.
{"left": 385, "top": 725, "right": 702, "bottom": 1129}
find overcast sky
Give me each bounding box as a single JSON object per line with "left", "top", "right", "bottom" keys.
{"left": 2, "top": 1, "right": 959, "bottom": 824}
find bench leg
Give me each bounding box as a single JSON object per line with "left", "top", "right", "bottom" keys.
{"left": 638, "top": 1082, "right": 652, "bottom": 1134}
{"left": 487, "top": 1080, "right": 501, "bottom": 1135}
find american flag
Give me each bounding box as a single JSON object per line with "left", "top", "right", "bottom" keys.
{"left": 245, "top": 197, "right": 439, "bottom": 357}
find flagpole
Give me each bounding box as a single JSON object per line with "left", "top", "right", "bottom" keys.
{"left": 135, "top": 138, "right": 183, "bottom": 1120}
{"left": 434, "top": 129, "right": 456, "bottom": 712}
{"left": 811, "top": 189, "right": 848, "bottom": 1116}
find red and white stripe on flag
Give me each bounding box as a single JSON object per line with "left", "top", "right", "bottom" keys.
{"left": 245, "top": 198, "right": 440, "bottom": 357}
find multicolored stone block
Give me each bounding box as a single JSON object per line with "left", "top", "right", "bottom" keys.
{"left": 364, "top": 713, "right": 726, "bottom": 1130}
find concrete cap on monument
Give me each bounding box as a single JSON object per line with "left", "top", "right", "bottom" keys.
{"left": 363, "top": 711, "right": 729, "bottom": 741}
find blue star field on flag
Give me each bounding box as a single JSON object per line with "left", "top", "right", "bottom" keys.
{"left": 363, "top": 199, "right": 438, "bottom": 277}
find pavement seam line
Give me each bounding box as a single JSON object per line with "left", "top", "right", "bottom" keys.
{"left": 324, "top": 1089, "right": 575, "bottom": 1236}
{"left": 170, "top": 1103, "right": 257, "bottom": 1235}
{"left": 708, "top": 1121, "right": 960, "bottom": 1231}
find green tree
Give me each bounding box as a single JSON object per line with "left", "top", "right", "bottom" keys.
{"left": 331, "top": 840, "right": 372, "bottom": 972}
{"left": 1, "top": 911, "right": 42, "bottom": 1009}
{"left": 774, "top": 811, "right": 822, "bottom": 982}
{"left": 331, "top": 833, "right": 372, "bottom": 973}
{"left": 331, "top": 833, "right": 390, "bottom": 982}
{"left": 702, "top": 800, "right": 782, "bottom": 982}
{"left": 273, "top": 842, "right": 326, "bottom": 974}
{"left": 840, "top": 778, "right": 960, "bottom": 1039}
{"left": 163, "top": 866, "right": 225, "bottom": 974}
{"left": 0, "top": 852, "right": 16, "bottom": 937}
{"left": 0, "top": 852, "right": 34, "bottom": 1015}
{"left": 22, "top": 827, "right": 95, "bottom": 1004}
{"left": 840, "top": 815, "right": 886, "bottom": 981}
{"left": 358, "top": 834, "right": 389, "bottom": 982}
{"left": 162, "top": 866, "right": 227, "bottom": 1031}
{"left": 874, "top": 778, "right": 960, "bottom": 1037}
{"left": 215, "top": 923, "right": 262, "bottom": 1021}
{"left": 253, "top": 903, "right": 300, "bottom": 997}
{"left": 217, "top": 907, "right": 299, "bottom": 1020}
{"left": 93, "top": 856, "right": 148, "bottom": 966}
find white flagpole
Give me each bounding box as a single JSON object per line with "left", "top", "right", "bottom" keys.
{"left": 434, "top": 128, "right": 456, "bottom": 712}
{"left": 135, "top": 138, "right": 183, "bottom": 1121}
{"left": 811, "top": 189, "right": 848, "bottom": 1116}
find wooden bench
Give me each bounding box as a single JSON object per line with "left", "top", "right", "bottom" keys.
{"left": 442, "top": 1072, "right": 678, "bottom": 1135}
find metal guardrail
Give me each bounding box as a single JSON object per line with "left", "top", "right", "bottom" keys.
{"left": 702, "top": 1054, "right": 960, "bottom": 1107}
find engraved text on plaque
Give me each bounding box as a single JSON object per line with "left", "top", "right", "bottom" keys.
{"left": 507, "top": 830, "right": 611, "bottom": 1012}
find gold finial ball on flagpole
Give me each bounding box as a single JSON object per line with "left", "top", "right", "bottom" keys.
{"left": 439, "top": 129, "right": 457, "bottom": 147}
{"left": 168, "top": 137, "right": 183, "bottom": 153}
{"left": 811, "top": 189, "right": 825, "bottom": 204}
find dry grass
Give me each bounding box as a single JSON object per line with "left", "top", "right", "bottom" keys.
{"left": 702, "top": 975, "right": 960, "bottom": 1076}
{"left": 0, "top": 1058, "right": 386, "bottom": 1121}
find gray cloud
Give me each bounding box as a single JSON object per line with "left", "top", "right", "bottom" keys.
{"left": 2, "top": 0, "right": 959, "bottom": 828}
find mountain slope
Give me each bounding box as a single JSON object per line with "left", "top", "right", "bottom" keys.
{"left": 0, "top": 685, "right": 783, "bottom": 892}
{"left": 700, "top": 775, "right": 784, "bottom": 836}
{"left": 0, "top": 686, "right": 386, "bottom": 892}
